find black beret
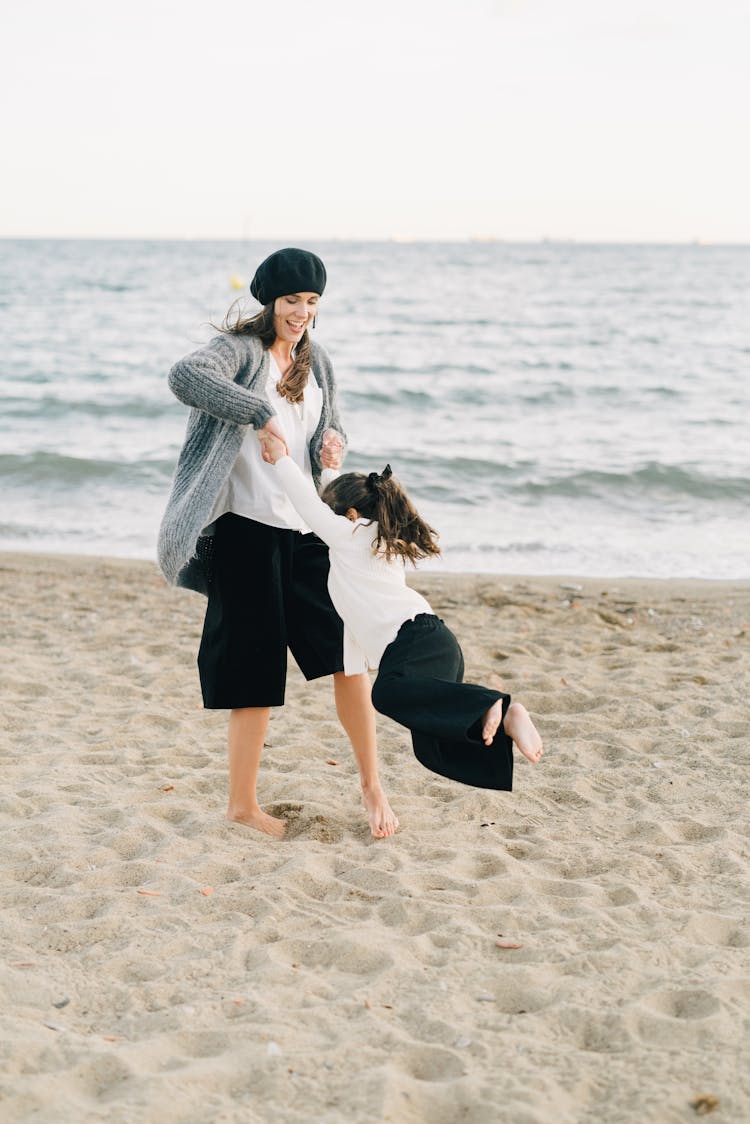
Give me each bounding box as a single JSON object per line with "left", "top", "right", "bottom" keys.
{"left": 250, "top": 248, "right": 327, "bottom": 305}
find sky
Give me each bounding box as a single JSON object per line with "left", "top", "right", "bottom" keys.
{"left": 2, "top": 0, "right": 749, "bottom": 242}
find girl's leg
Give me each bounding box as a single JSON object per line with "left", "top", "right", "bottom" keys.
{"left": 333, "top": 671, "right": 399, "bottom": 839}
{"left": 373, "top": 617, "right": 515, "bottom": 790}
{"left": 226, "top": 706, "right": 286, "bottom": 838}
{"left": 484, "top": 697, "right": 544, "bottom": 763}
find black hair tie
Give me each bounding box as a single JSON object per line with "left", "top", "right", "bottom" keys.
{"left": 367, "top": 464, "right": 392, "bottom": 492}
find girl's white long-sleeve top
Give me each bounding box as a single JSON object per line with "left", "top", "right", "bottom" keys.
{"left": 274, "top": 456, "right": 433, "bottom": 674}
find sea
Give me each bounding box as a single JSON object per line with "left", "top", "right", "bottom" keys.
{"left": 1, "top": 239, "right": 748, "bottom": 579}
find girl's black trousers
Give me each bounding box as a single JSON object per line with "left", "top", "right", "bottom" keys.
{"left": 371, "top": 614, "right": 514, "bottom": 791}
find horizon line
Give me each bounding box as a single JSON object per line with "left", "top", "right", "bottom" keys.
{"left": 2, "top": 235, "right": 748, "bottom": 247}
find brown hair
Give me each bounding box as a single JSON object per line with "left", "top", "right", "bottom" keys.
{"left": 217, "top": 299, "right": 312, "bottom": 404}
{"left": 321, "top": 467, "right": 440, "bottom": 565}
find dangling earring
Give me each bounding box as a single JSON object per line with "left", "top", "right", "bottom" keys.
{"left": 312, "top": 314, "right": 317, "bottom": 329}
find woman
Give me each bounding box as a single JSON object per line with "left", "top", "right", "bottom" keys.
{"left": 158, "top": 248, "right": 398, "bottom": 840}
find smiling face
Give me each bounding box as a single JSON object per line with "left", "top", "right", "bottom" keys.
{"left": 272, "top": 292, "right": 319, "bottom": 344}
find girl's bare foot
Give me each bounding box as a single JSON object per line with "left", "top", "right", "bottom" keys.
{"left": 482, "top": 697, "right": 507, "bottom": 745}
{"left": 226, "top": 805, "right": 286, "bottom": 839}
{"left": 503, "top": 702, "right": 544, "bottom": 763}
{"left": 362, "top": 783, "right": 399, "bottom": 839}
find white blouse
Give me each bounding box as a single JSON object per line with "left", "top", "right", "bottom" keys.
{"left": 209, "top": 353, "right": 325, "bottom": 531}
{"left": 274, "top": 456, "right": 434, "bottom": 674}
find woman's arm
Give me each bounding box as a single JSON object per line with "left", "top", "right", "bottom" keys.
{"left": 308, "top": 342, "right": 347, "bottom": 477}
{"left": 168, "top": 335, "right": 275, "bottom": 429}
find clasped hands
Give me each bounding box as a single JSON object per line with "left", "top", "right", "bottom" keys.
{"left": 258, "top": 420, "right": 344, "bottom": 470}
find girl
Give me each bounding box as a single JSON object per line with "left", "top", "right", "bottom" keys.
{"left": 158, "top": 248, "right": 398, "bottom": 840}
{"left": 259, "top": 435, "right": 544, "bottom": 792}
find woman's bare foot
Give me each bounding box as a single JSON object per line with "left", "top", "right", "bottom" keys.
{"left": 362, "top": 783, "right": 399, "bottom": 839}
{"left": 226, "top": 805, "right": 286, "bottom": 839}
{"left": 502, "top": 702, "right": 544, "bottom": 764}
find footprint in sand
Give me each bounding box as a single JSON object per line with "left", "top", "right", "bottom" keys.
{"left": 282, "top": 811, "right": 345, "bottom": 843}
{"left": 173, "top": 1030, "right": 230, "bottom": 1058}
{"left": 562, "top": 1009, "right": 635, "bottom": 1053}
{"left": 269, "top": 937, "right": 392, "bottom": 976}
{"left": 398, "top": 1045, "right": 465, "bottom": 1082}
{"left": 643, "top": 989, "right": 721, "bottom": 1020}
{"left": 79, "top": 1056, "right": 133, "bottom": 1097}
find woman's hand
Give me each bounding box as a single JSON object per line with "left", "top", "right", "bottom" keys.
{"left": 321, "top": 429, "right": 344, "bottom": 470}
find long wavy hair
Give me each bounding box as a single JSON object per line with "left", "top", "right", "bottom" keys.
{"left": 217, "top": 299, "right": 312, "bottom": 404}
{"left": 321, "top": 468, "right": 440, "bottom": 565}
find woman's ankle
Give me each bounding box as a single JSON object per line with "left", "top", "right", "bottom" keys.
{"left": 226, "top": 797, "right": 261, "bottom": 818}
{"left": 359, "top": 775, "right": 383, "bottom": 794}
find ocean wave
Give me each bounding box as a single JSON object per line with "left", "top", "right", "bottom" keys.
{"left": 75, "top": 280, "right": 137, "bottom": 293}
{"left": 396, "top": 456, "right": 749, "bottom": 505}
{"left": 2, "top": 448, "right": 742, "bottom": 508}
{"left": 346, "top": 386, "right": 434, "bottom": 408}
{"left": 0, "top": 451, "right": 173, "bottom": 487}
{"left": 520, "top": 358, "right": 575, "bottom": 370}
{"left": 353, "top": 361, "right": 495, "bottom": 377}
{"left": 515, "top": 462, "right": 750, "bottom": 502}
{"left": 2, "top": 395, "right": 177, "bottom": 422}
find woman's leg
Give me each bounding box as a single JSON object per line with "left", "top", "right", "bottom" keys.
{"left": 198, "top": 517, "right": 291, "bottom": 838}
{"left": 287, "top": 532, "right": 399, "bottom": 839}
{"left": 226, "top": 706, "right": 286, "bottom": 838}
{"left": 333, "top": 671, "right": 399, "bottom": 839}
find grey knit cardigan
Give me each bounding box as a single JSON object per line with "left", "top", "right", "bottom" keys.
{"left": 157, "top": 332, "right": 346, "bottom": 595}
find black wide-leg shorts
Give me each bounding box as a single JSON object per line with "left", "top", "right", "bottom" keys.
{"left": 372, "top": 613, "right": 514, "bottom": 791}
{"left": 197, "top": 513, "right": 345, "bottom": 709}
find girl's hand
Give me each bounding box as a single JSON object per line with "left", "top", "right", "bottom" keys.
{"left": 321, "top": 429, "right": 344, "bottom": 470}
{"left": 261, "top": 416, "right": 287, "bottom": 448}
{"left": 258, "top": 421, "right": 288, "bottom": 464}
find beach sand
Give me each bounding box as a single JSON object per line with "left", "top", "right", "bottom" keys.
{"left": 1, "top": 551, "right": 748, "bottom": 1123}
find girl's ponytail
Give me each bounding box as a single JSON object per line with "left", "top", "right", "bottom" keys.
{"left": 321, "top": 467, "right": 440, "bottom": 564}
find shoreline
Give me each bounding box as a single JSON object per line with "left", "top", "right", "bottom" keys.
{"left": 2, "top": 546, "right": 749, "bottom": 590}
{"left": 2, "top": 551, "right": 748, "bottom": 1121}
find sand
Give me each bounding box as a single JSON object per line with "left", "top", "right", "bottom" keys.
{"left": 1, "top": 551, "right": 748, "bottom": 1123}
